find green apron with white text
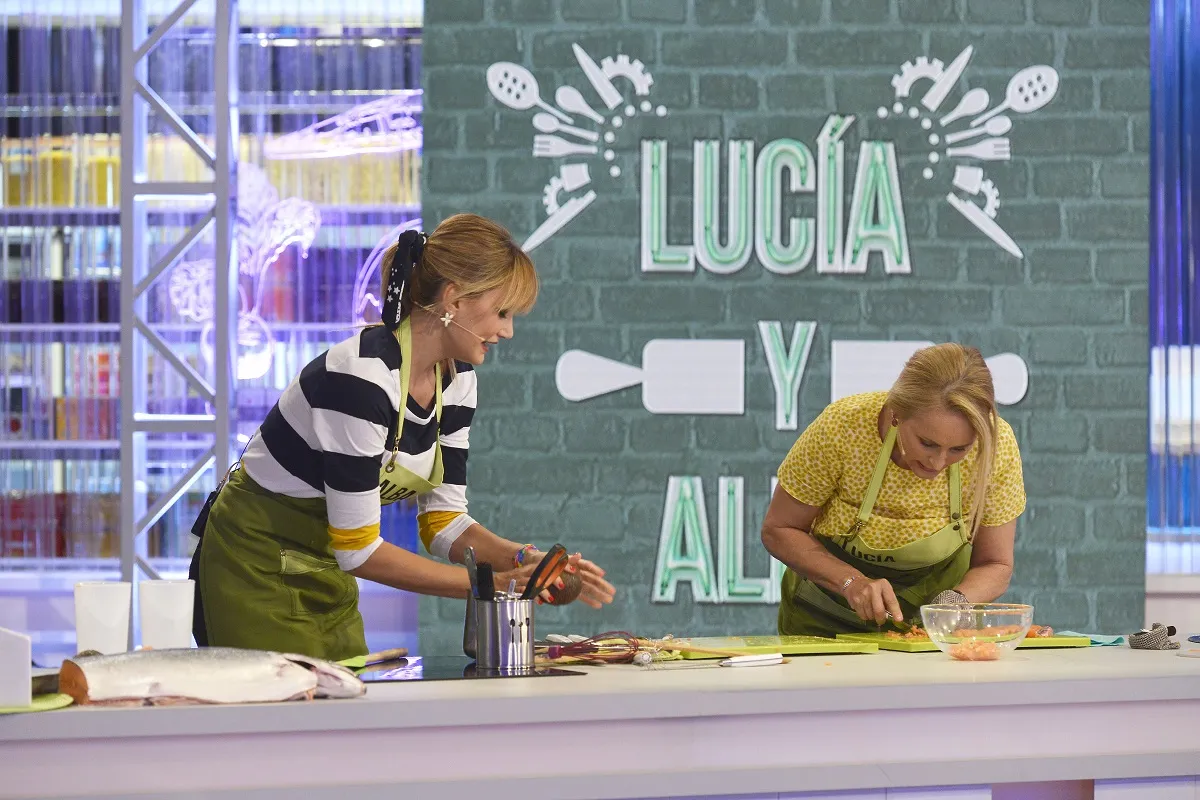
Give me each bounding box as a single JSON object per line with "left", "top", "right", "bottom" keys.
{"left": 777, "top": 423, "right": 971, "bottom": 638}
{"left": 193, "top": 318, "right": 443, "bottom": 661}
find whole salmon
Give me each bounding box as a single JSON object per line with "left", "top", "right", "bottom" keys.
{"left": 59, "top": 647, "right": 366, "bottom": 706}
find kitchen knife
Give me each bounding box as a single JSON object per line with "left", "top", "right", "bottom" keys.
{"left": 363, "top": 648, "right": 409, "bottom": 666}
{"left": 476, "top": 563, "right": 496, "bottom": 601}
{"left": 465, "top": 546, "right": 480, "bottom": 599}
{"left": 719, "top": 653, "right": 785, "bottom": 667}
{"left": 336, "top": 648, "right": 410, "bottom": 670}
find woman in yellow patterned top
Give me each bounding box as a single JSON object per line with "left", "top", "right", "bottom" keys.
{"left": 762, "top": 343, "right": 1026, "bottom": 636}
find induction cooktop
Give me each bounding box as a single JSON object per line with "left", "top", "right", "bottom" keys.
{"left": 355, "top": 656, "right": 584, "bottom": 683}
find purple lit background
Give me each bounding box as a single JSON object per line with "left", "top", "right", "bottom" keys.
{"left": 0, "top": 6, "right": 424, "bottom": 662}
{"left": 1149, "top": 0, "right": 1198, "bottom": 545}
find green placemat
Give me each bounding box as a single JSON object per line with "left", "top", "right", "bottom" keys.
{"left": 1058, "top": 631, "right": 1127, "bottom": 646}
{"left": 0, "top": 693, "right": 73, "bottom": 715}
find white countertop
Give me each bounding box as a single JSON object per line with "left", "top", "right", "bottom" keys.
{"left": 5, "top": 646, "right": 1199, "bottom": 741}
{"left": 4, "top": 647, "right": 1200, "bottom": 800}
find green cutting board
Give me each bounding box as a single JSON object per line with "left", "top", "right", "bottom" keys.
{"left": 836, "top": 632, "right": 1092, "bottom": 653}
{"left": 673, "top": 635, "right": 879, "bottom": 660}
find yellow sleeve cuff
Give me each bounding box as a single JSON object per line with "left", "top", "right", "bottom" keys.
{"left": 329, "top": 522, "right": 380, "bottom": 551}
{"left": 418, "top": 511, "right": 464, "bottom": 553}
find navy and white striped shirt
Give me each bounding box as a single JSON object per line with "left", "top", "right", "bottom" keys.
{"left": 240, "top": 325, "right": 476, "bottom": 569}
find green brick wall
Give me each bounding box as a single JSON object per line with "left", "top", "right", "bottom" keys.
{"left": 419, "top": 0, "right": 1149, "bottom": 653}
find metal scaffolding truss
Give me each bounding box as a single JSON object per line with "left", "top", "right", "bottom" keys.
{"left": 119, "top": 0, "right": 238, "bottom": 585}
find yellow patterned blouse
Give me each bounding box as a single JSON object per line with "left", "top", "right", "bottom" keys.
{"left": 777, "top": 391, "right": 1026, "bottom": 550}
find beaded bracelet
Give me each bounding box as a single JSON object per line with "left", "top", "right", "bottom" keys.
{"left": 513, "top": 544, "right": 540, "bottom": 569}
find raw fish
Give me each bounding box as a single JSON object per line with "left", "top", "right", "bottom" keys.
{"left": 58, "top": 647, "right": 366, "bottom": 706}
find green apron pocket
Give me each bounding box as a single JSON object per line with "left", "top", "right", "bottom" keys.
{"left": 279, "top": 548, "right": 350, "bottom": 617}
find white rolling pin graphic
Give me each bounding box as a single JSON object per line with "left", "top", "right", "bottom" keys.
{"left": 556, "top": 340, "right": 745, "bottom": 415}
{"left": 830, "top": 340, "right": 1029, "bottom": 406}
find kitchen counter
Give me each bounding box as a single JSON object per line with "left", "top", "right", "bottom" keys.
{"left": 3, "top": 646, "right": 1200, "bottom": 799}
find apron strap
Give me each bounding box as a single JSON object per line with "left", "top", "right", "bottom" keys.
{"left": 434, "top": 361, "right": 444, "bottom": 424}
{"left": 386, "top": 318, "right": 443, "bottom": 470}
{"left": 853, "top": 422, "right": 898, "bottom": 530}
{"left": 949, "top": 460, "right": 962, "bottom": 530}
{"left": 396, "top": 318, "right": 413, "bottom": 441}
{"left": 850, "top": 418, "right": 965, "bottom": 540}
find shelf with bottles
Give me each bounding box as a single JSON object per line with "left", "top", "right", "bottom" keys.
{"left": 0, "top": 330, "right": 368, "bottom": 418}
{"left": 0, "top": 241, "right": 403, "bottom": 345}
{"left": 0, "top": 483, "right": 419, "bottom": 567}
{"left": 1, "top": 206, "right": 419, "bottom": 232}
{"left": 1, "top": 125, "right": 421, "bottom": 213}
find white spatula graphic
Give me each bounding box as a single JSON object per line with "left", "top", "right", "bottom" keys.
{"left": 557, "top": 340, "right": 1029, "bottom": 416}
{"left": 831, "top": 340, "right": 1029, "bottom": 406}
{"left": 556, "top": 340, "right": 745, "bottom": 415}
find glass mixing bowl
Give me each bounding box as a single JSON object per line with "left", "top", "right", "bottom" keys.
{"left": 919, "top": 603, "right": 1034, "bottom": 661}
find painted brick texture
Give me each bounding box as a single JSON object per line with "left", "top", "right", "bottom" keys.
{"left": 420, "top": 0, "right": 1149, "bottom": 652}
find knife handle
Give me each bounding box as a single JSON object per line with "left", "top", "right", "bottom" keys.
{"left": 477, "top": 563, "right": 495, "bottom": 600}
{"left": 363, "top": 648, "right": 409, "bottom": 665}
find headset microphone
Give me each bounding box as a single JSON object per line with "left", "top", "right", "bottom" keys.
{"left": 449, "top": 317, "right": 488, "bottom": 343}
{"left": 416, "top": 303, "right": 490, "bottom": 344}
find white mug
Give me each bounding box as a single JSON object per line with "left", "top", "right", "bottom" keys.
{"left": 74, "top": 581, "right": 132, "bottom": 655}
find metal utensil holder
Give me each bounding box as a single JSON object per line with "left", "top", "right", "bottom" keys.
{"left": 463, "top": 594, "right": 535, "bottom": 674}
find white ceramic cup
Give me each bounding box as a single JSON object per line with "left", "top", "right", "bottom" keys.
{"left": 138, "top": 579, "right": 195, "bottom": 649}
{"left": 74, "top": 581, "right": 132, "bottom": 654}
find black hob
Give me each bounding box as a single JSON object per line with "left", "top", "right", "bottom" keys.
{"left": 356, "top": 656, "right": 584, "bottom": 683}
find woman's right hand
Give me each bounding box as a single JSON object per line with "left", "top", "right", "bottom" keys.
{"left": 842, "top": 575, "right": 903, "bottom": 625}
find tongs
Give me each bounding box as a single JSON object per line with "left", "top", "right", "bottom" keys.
{"left": 520, "top": 543, "right": 570, "bottom": 601}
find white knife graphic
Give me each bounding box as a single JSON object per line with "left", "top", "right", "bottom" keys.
{"left": 572, "top": 43, "right": 623, "bottom": 110}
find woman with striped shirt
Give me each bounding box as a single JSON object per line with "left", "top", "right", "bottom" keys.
{"left": 188, "top": 214, "right": 616, "bottom": 660}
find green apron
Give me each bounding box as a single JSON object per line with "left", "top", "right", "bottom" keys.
{"left": 777, "top": 422, "right": 972, "bottom": 638}
{"left": 194, "top": 318, "right": 444, "bottom": 661}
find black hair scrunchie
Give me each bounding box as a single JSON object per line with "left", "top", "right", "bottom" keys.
{"left": 383, "top": 229, "right": 428, "bottom": 331}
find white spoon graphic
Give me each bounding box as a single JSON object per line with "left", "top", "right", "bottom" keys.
{"left": 555, "top": 86, "right": 606, "bottom": 125}
{"left": 939, "top": 88, "right": 990, "bottom": 127}
{"left": 532, "top": 112, "right": 600, "bottom": 142}
{"left": 944, "top": 116, "right": 1012, "bottom": 144}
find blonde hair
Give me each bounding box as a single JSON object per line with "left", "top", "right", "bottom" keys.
{"left": 379, "top": 214, "right": 539, "bottom": 369}
{"left": 886, "top": 343, "right": 997, "bottom": 538}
